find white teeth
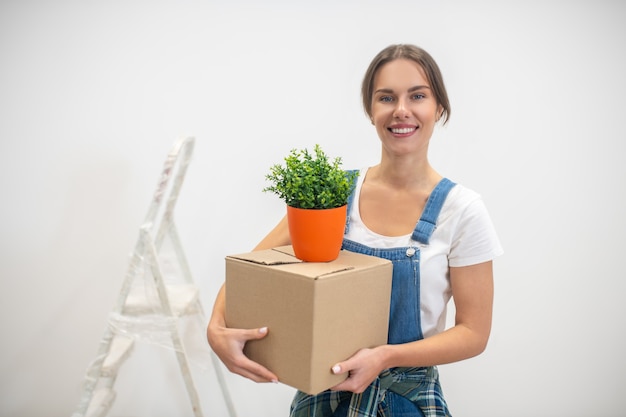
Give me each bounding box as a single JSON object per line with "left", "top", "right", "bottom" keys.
{"left": 391, "top": 127, "right": 414, "bottom": 134}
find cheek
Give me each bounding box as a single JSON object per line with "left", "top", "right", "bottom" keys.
{"left": 372, "top": 115, "right": 388, "bottom": 131}
{"left": 413, "top": 106, "right": 438, "bottom": 123}
{"left": 371, "top": 105, "right": 391, "bottom": 122}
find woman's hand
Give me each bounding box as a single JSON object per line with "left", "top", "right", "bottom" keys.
{"left": 329, "top": 347, "right": 389, "bottom": 393}
{"left": 207, "top": 320, "right": 278, "bottom": 383}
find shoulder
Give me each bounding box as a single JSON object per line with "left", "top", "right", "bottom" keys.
{"left": 441, "top": 182, "right": 484, "bottom": 218}
{"left": 437, "top": 181, "right": 497, "bottom": 238}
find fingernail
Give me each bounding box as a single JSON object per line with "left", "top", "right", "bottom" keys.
{"left": 332, "top": 365, "right": 341, "bottom": 374}
{"left": 271, "top": 379, "right": 278, "bottom": 384}
{"left": 259, "top": 327, "right": 268, "bottom": 334}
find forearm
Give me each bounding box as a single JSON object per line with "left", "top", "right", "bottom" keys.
{"left": 207, "top": 285, "right": 226, "bottom": 344}
{"left": 378, "top": 323, "right": 490, "bottom": 369}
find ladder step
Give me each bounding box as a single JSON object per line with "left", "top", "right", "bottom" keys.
{"left": 122, "top": 284, "right": 199, "bottom": 316}
{"left": 101, "top": 335, "right": 134, "bottom": 377}
{"left": 85, "top": 387, "right": 116, "bottom": 417}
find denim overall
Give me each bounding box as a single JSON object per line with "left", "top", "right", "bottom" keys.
{"left": 336, "top": 176, "right": 456, "bottom": 416}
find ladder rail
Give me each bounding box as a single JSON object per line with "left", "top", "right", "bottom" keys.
{"left": 144, "top": 231, "right": 204, "bottom": 417}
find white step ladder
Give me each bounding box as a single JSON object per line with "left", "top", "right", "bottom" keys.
{"left": 72, "top": 137, "right": 236, "bottom": 417}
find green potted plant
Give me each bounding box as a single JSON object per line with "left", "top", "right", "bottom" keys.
{"left": 264, "top": 144, "right": 358, "bottom": 262}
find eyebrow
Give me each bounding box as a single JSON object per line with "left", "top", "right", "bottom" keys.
{"left": 374, "top": 85, "right": 431, "bottom": 94}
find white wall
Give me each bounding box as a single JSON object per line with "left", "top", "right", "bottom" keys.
{"left": 1, "top": 1, "right": 625, "bottom": 416}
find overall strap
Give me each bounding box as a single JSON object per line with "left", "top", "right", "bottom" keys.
{"left": 411, "top": 178, "right": 456, "bottom": 245}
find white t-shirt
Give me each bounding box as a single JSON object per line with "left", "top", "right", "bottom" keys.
{"left": 344, "top": 167, "right": 503, "bottom": 338}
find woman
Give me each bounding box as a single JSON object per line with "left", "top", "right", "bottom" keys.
{"left": 207, "top": 44, "right": 503, "bottom": 416}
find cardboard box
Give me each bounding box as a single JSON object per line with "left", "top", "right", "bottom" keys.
{"left": 225, "top": 245, "right": 392, "bottom": 395}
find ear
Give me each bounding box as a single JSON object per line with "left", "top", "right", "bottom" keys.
{"left": 436, "top": 105, "right": 444, "bottom": 121}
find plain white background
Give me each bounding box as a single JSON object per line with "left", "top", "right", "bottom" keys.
{"left": 1, "top": 1, "right": 625, "bottom": 416}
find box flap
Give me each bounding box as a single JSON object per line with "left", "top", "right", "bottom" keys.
{"left": 271, "top": 247, "right": 355, "bottom": 277}
{"left": 227, "top": 247, "right": 303, "bottom": 265}
{"left": 275, "top": 262, "right": 354, "bottom": 279}
{"left": 272, "top": 245, "right": 297, "bottom": 257}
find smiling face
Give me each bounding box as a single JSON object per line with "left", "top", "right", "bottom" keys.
{"left": 371, "top": 58, "right": 442, "bottom": 156}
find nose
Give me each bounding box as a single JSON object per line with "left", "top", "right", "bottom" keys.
{"left": 393, "top": 99, "right": 410, "bottom": 119}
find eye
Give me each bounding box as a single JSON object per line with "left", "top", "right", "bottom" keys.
{"left": 378, "top": 95, "right": 394, "bottom": 103}
{"left": 412, "top": 93, "right": 426, "bottom": 100}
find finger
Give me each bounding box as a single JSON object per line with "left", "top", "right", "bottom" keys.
{"left": 329, "top": 369, "right": 357, "bottom": 392}
{"left": 330, "top": 379, "right": 350, "bottom": 392}
{"left": 331, "top": 364, "right": 343, "bottom": 375}
{"left": 331, "top": 378, "right": 367, "bottom": 394}
{"left": 231, "top": 327, "right": 269, "bottom": 351}
{"left": 330, "top": 368, "right": 371, "bottom": 394}
{"left": 244, "top": 326, "right": 269, "bottom": 341}
{"left": 233, "top": 356, "right": 279, "bottom": 383}
{"left": 329, "top": 363, "right": 350, "bottom": 391}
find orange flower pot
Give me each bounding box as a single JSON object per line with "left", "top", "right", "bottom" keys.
{"left": 287, "top": 204, "right": 347, "bottom": 262}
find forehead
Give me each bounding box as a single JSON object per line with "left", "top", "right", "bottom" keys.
{"left": 373, "top": 59, "right": 430, "bottom": 90}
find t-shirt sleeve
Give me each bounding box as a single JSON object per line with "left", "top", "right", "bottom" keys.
{"left": 448, "top": 197, "right": 503, "bottom": 267}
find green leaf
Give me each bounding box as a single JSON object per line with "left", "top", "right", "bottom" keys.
{"left": 262, "top": 144, "right": 359, "bottom": 209}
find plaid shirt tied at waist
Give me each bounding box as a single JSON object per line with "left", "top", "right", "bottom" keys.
{"left": 290, "top": 366, "right": 451, "bottom": 417}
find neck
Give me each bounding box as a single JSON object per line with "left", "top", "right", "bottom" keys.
{"left": 373, "top": 153, "right": 440, "bottom": 191}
